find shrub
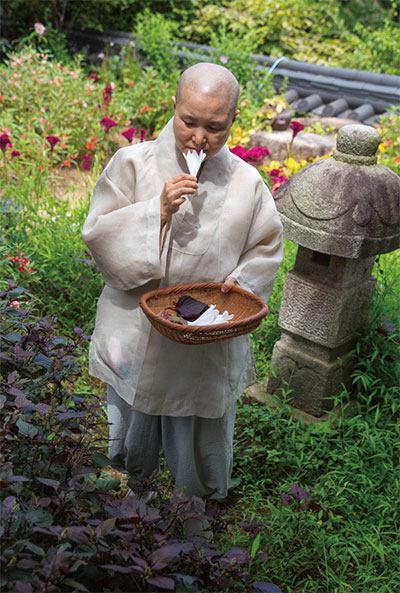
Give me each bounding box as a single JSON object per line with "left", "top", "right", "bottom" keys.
{"left": 181, "top": 0, "right": 400, "bottom": 74}
{"left": 0, "top": 281, "right": 283, "bottom": 593}
{"left": 1, "top": 168, "right": 102, "bottom": 334}
{"left": 135, "top": 9, "right": 180, "bottom": 83}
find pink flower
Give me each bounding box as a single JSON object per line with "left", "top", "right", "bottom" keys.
{"left": 139, "top": 128, "right": 147, "bottom": 143}
{"left": 230, "top": 145, "right": 270, "bottom": 166}
{"left": 268, "top": 168, "right": 288, "bottom": 195}
{"left": 0, "top": 133, "right": 12, "bottom": 154}
{"left": 230, "top": 145, "right": 248, "bottom": 160}
{"left": 269, "top": 168, "right": 285, "bottom": 178}
{"left": 34, "top": 22, "right": 46, "bottom": 36}
{"left": 121, "top": 127, "right": 136, "bottom": 143}
{"left": 82, "top": 154, "right": 92, "bottom": 170}
{"left": 11, "top": 300, "right": 20, "bottom": 309}
{"left": 46, "top": 135, "right": 61, "bottom": 152}
{"left": 100, "top": 117, "right": 117, "bottom": 133}
{"left": 219, "top": 56, "right": 228, "bottom": 64}
{"left": 11, "top": 150, "right": 21, "bottom": 157}
{"left": 244, "top": 146, "right": 270, "bottom": 165}
{"left": 289, "top": 120, "right": 305, "bottom": 139}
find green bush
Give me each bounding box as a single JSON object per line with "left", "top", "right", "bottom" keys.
{"left": 1, "top": 167, "right": 102, "bottom": 334}
{"left": 181, "top": 0, "right": 400, "bottom": 74}
{"left": 135, "top": 9, "right": 180, "bottom": 83}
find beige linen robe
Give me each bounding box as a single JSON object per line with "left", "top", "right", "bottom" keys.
{"left": 82, "top": 119, "right": 283, "bottom": 418}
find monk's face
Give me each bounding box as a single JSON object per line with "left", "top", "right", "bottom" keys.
{"left": 173, "top": 85, "right": 237, "bottom": 159}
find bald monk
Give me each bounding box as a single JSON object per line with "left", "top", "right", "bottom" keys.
{"left": 82, "top": 63, "right": 283, "bottom": 500}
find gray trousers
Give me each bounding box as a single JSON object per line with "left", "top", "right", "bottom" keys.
{"left": 107, "top": 385, "right": 236, "bottom": 499}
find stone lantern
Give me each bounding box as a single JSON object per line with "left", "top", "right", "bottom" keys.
{"left": 266, "top": 124, "right": 400, "bottom": 417}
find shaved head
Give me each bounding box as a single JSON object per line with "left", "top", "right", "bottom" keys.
{"left": 176, "top": 62, "right": 239, "bottom": 117}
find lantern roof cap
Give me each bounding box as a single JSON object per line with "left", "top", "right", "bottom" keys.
{"left": 275, "top": 124, "right": 400, "bottom": 258}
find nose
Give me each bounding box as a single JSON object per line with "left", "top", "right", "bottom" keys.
{"left": 192, "top": 128, "right": 206, "bottom": 147}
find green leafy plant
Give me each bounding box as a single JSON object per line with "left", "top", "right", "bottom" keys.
{"left": 135, "top": 9, "right": 180, "bottom": 82}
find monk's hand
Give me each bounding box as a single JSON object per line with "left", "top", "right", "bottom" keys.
{"left": 221, "top": 277, "right": 239, "bottom": 293}
{"left": 160, "top": 174, "right": 198, "bottom": 223}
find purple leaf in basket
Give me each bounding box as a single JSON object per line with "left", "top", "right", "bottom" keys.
{"left": 174, "top": 295, "right": 209, "bottom": 321}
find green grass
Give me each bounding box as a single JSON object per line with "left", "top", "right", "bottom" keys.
{"left": 213, "top": 250, "right": 400, "bottom": 593}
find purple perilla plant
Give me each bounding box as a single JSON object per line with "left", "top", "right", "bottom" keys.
{"left": 280, "top": 484, "right": 326, "bottom": 513}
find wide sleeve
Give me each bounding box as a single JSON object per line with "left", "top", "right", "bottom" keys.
{"left": 228, "top": 179, "right": 283, "bottom": 303}
{"left": 81, "top": 148, "right": 170, "bottom": 291}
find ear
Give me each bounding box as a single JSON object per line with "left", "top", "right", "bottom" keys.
{"left": 172, "top": 95, "right": 176, "bottom": 110}
{"left": 231, "top": 109, "right": 240, "bottom": 124}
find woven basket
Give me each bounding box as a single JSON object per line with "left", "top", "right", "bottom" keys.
{"left": 139, "top": 282, "right": 268, "bottom": 345}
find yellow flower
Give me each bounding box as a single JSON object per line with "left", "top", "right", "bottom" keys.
{"left": 378, "top": 143, "right": 386, "bottom": 153}
{"left": 268, "top": 160, "right": 282, "bottom": 170}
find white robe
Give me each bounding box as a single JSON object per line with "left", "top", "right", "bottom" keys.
{"left": 82, "top": 119, "right": 283, "bottom": 418}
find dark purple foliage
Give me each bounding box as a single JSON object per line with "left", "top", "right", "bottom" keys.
{"left": 0, "top": 281, "right": 282, "bottom": 593}
{"left": 238, "top": 514, "right": 271, "bottom": 537}
{"left": 253, "top": 582, "right": 283, "bottom": 593}
{"left": 174, "top": 295, "right": 209, "bottom": 321}
{"left": 280, "top": 484, "right": 326, "bottom": 513}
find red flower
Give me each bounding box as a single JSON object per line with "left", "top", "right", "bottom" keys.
{"left": 7, "top": 251, "right": 34, "bottom": 274}
{"left": 289, "top": 121, "right": 305, "bottom": 139}
{"left": 100, "top": 117, "right": 117, "bottom": 134}
{"left": 103, "top": 84, "right": 113, "bottom": 106}
{"left": 121, "top": 127, "right": 136, "bottom": 143}
{"left": 139, "top": 128, "right": 147, "bottom": 143}
{"left": 89, "top": 69, "right": 99, "bottom": 82}
{"left": 0, "top": 133, "right": 12, "bottom": 154}
{"left": 140, "top": 105, "right": 148, "bottom": 114}
{"left": 46, "top": 135, "right": 61, "bottom": 152}
{"left": 11, "top": 150, "right": 21, "bottom": 157}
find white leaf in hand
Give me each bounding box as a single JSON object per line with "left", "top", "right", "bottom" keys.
{"left": 183, "top": 149, "right": 206, "bottom": 177}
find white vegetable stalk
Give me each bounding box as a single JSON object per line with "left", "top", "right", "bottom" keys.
{"left": 187, "top": 304, "right": 234, "bottom": 326}
{"left": 183, "top": 149, "right": 206, "bottom": 178}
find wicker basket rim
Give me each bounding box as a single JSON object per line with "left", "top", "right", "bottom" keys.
{"left": 139, "top": 281, "right": 268, "bottom": 334}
